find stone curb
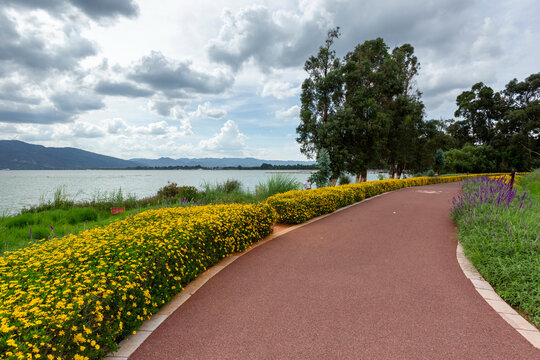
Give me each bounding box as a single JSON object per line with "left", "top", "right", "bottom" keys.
{"left": 105, "top": 190, "right": 395, "bottom": 359}
{"left": 456, "top": 242, "right": 540, "bottom": 349}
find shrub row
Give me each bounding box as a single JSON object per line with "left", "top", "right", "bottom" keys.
{"left": 266, "top": 174, "right": 509, "bottom": 224}
{"left": 0, "top": 203, "right": 275, "bottom": 359}
{"left": 0, "top": 173, "right": 511, "bottom": 359}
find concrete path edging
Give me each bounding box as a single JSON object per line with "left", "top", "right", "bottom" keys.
{"left": 456, "top": 242, "right": 540, "bottom": 349}
{"left": 105, "top": 191, "right": 394, "bottom": 359}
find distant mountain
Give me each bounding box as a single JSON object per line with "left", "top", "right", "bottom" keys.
{"left": 130, "top": 157, "right": 315, "bottom": 168}
{"left": 0, "top": 140, "right": 140, "bottom": 170}
{"left": 0, "top": 140, "right": 314, "bottom": 170}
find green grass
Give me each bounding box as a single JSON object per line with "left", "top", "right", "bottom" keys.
{"left": 1, "top": 175, "right": 303, "bottom": 254}
{"left": 518, "top": 168, "right": 540, "bottom": 197}
{"left": 255, "top": 174, "right": 302, "bottom": 199}
{"left": 452, "top": 172, "right": 540, "bottom": 328}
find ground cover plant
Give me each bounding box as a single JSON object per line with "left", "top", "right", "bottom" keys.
{"left": 451, "top": 174, "right": 540, "bottom": 328}
{"left": 0, "top": 203, "right": 275, "bottom": 359}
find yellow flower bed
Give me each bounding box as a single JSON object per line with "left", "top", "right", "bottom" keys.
{"left": 0, "top": 203, "right": 275, "bottom": 359}
{"left": 266, "top": 174, "right": 509, "bottom": 224}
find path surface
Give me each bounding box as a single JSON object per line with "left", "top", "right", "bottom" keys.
{"left": 130, "top": 182, "right": 540, "bottom": 359}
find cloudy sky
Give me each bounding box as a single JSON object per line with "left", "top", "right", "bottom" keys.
{"left": 0, "top": 0, "right": 538, "bottom": 160}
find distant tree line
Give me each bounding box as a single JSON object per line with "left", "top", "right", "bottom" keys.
{"left": 118, "top": 164, "right": 317, "bottom": 171}
{"left": 296, "top": 28, "right": 539, "bottom": 182}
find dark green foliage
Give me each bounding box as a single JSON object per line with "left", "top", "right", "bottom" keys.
{"left": 222, "top": 179, "right": 242, "bottom": 193}
{"left": 449, "top": 73, "right": 540, "bottom": 171}
{"left": 177, "top": 186, "right": 198, "bottom": 201}
{"left": 444, "top": 144, "right": 497, "bottom": 173}
{"left": 297, "top": 33, "right": 427, "bottom": 181}
{"left": 157, "top": 182, "right": 181, "bottom": 199}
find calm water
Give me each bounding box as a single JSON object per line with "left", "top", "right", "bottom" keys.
{"left": 0, "top": 169, "right": 384, "bottom": 216}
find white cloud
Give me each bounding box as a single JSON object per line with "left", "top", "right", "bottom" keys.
{"left": 107, "top": 118, "right": 129, "bottom": 134}
{"left": 71, "top": 121, "right": 106, "bottom": 138}
{"left": 135, "top": 120, "right": 175, "bottom": 135}
{"left": 199, "top": 120, "right": 246, "bottom": 153}
{"left": 261, "top": 80, "right": 300, "bottom": 99}
{"left": 191, "top": 101, "right": 226, "bottom": 119}
{"left": 275, "top": 105, "right": 300, "bottom": 119}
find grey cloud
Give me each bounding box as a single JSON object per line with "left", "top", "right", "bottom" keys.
{"left": 0, "top": 82, "right": 42, "bottom": 105}
{"left": 207, "top": 6, "right": 299, "bottom": 71}
{"left": 2, "top": 0, "right": 138, "bottom": 20}
{"left": 129, "top": 51, "right": 233, "bottom": 96}
{"left": 150, "top": 101, "right": 175, "bottom": 117}
{"left": 0, "top": 12, "right": 96, "bottom": 73}
{"left": 206, "top": 109, "right": 226, "bottom": 119}
{"left": 51, "top": 92, "right": 105, "bottom": 113}
{"left": 95, "top": 81, "right": 154, "bottom": 98}
{"left": 70, "top": 0, "right": 138, "bottom": 20}
{"left": 0, "top": 107, "right": 71, "bottom": 124}
{"left": 206, "top": 1, "right": 477, "bottom": 72}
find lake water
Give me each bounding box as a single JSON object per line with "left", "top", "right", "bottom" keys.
{"left": 0, "top": 169, "right": 384, "bottom": 215}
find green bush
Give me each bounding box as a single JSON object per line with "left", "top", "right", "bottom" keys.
{"left": 338, "top": 173, "right": 352, "bottom": 185}
{"left": 66, "top": 208, "right": 98, "bottom": 225}
{"left": 177, "top": 186, "right": 198, "bottom": 201}
{"left": 30, "top": 225, "right": 51, "bottom": 241}
{"left": 222, "top": 179, "right": 242, "bottom": 193}
{"left": 157, "top": 182, "right": 181, "bottom": 199}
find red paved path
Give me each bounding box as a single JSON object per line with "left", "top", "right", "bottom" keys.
{"left": 130, "top": 182, "right": 540, "bottom": 359}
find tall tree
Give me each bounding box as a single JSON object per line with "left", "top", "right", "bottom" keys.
{"left": 497, "top": 73, "right": 540, "bottom": 169}
{"left": 296, "top": 28, "right": 345, "bottom": 182}
{"left": 454, "top": 82, "right": 505, "bottom": 145}
{"left": 340, "top": 38, "right": 395, "bottom": 181}
{"left": 385, "top": 44, "right": 424, "bottom": 178}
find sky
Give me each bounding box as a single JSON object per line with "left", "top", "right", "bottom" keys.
{"left": 0, "top": 0, "right": 538, "bottom": 161}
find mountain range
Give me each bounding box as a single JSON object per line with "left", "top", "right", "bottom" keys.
{"left": 0, "top": 140, "right": 313, "bottom": 170}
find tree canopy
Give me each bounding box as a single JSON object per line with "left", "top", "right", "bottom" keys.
{"left": 297, "top": 29, "right": 539, "bottom": 182}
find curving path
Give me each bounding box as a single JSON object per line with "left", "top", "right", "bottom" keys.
{"left": 128, "top": 182, "right": 540, "bottom": 359}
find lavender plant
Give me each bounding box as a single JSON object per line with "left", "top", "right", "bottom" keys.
{"left": 451, "top": 175, "right": 540, "bottom": 328}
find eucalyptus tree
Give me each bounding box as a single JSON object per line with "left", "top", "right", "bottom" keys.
{"left": 296, "top": 27, "right": 345, "bottom": 183}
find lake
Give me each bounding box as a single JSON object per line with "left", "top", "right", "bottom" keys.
{"left": 0, "top": 169, "right": 385, "bottom": 215}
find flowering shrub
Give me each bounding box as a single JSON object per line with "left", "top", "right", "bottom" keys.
{"left": 451, "top": 175, "right": 540, "bottom": 328}
{"left": 0, "top": 203, "right": 275, "bottom": 359}
{"left": 266, "top": 175, "right": 508, "bottom": 224}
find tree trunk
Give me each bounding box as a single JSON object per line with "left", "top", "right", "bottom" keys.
{"left": 389, "top": 163, "right": 395, "bottom": 179}
{"left": 329, "top": 178, "right": 338, "bottom": 186}
{"left": 355, "top": 174, "right": 361, "bottom": 183}
{"left": 361, "top": 170, "right": 367, "bottom": 182}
